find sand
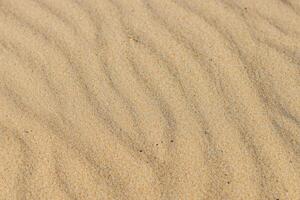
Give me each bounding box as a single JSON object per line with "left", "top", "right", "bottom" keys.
{"left": 0, "top": 0, "right": 299, "bottom": 199}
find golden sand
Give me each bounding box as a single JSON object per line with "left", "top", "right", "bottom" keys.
{"left": 0, "top": 0, "right": 299, "bottom": 199}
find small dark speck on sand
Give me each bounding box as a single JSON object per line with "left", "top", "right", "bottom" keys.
{"left": 170, "top": 140, "right": 174, "bottom": 143}
{"left": 139, "top": 150, "right": 143, "bottom": 152}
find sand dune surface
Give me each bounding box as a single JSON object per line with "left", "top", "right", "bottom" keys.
{"left": 0, "top": 0, "right": 300, "bottom": 199}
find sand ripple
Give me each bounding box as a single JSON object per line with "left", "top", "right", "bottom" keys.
{"left": 0, "top": 0, "right": 299, "bottom": 199}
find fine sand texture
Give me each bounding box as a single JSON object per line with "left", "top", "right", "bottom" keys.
{"left": 0, "top": 0, "right": 300, "bottom": 199}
